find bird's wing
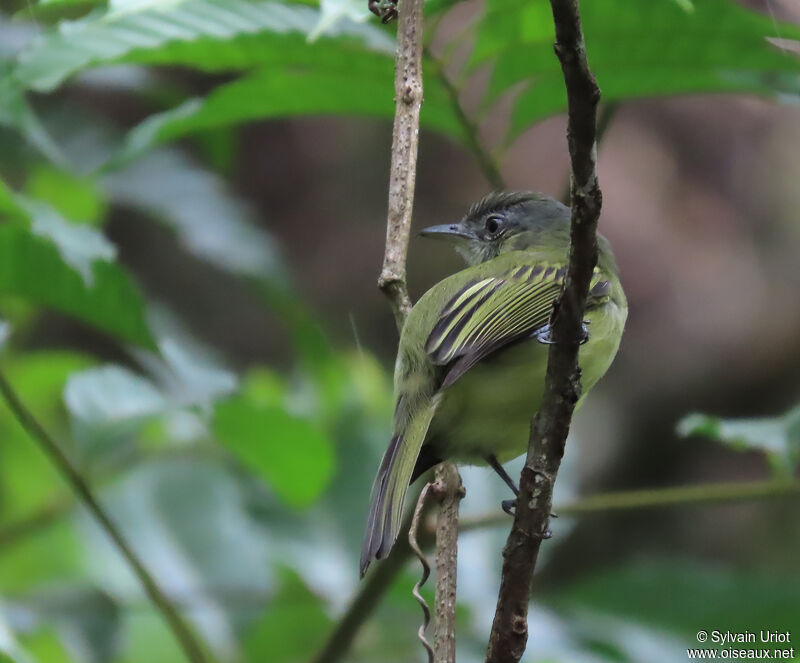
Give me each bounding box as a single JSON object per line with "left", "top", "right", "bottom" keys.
{"left": 425, "top": 261, "right": 610, "bottom": 388}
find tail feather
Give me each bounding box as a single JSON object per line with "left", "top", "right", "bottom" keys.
{"left": 360, "top": 407, "right": 436, "bottom": 576}
{"left": 360, "top": 434, "right": 402, "bottom": 575}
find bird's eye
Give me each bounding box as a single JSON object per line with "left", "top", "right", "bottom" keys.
{"left": 484, "top": 215, "right": 502, "bottom": 235}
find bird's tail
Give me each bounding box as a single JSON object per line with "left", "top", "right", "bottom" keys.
{"left": 360, "top": 406, "right": 435, "bottom": 576}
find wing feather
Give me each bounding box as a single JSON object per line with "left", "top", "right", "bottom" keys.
{"left": 426, "top": 261, "right": 611, "bottom": 388}
{"left": 426, "top": 262, "right": 569, "bottom": 386}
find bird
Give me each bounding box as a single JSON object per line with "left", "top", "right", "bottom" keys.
{"left": 360, "top": 191, "right": 627, "bottom": 576}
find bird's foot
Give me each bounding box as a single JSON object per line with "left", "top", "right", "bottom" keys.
{"left": 501, "top": 498, "right": 517, "bottom": 516}
{"left": 367, "top": 0, "right": 397, "bottom": 22}
{"left": 533, "top": 321, "right": 590, "bottom": 346}
{"left": 501, "top": 499, "right": 558, "bottom": 523}
{"left": 533, "top": 324, "right": 554, "bottom": 345}
{"left": 579, "top": 321, "right": 590, "bottom": 345}
{"left": 500, "top": 503, "right": 553, "bottom": 538}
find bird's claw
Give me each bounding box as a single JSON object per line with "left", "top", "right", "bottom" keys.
{"left": 533, "top": 324, "right": 555, "bottom": 345}
{"left": 533, "top": 321, "right": 590, "bottom": 346}
{"left": 501, "top": 499, "right": 516, "bottom": 516}
{"left": 579, "top": 321, "right": 590, "bottom": 345}
{"left": 501, "top": 499, "right": 558, "bottom": 525}
{"left": 367, "top": 0, "right": 398, "bottom": 22}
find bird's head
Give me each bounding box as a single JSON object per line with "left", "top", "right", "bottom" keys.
{"left": 419, "top": 191, "right": 570, "bottom": 265}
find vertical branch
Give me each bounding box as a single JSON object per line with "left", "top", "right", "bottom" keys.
{"left": 0, "top": 369, "right": 210, "bottom": 663}
{"left": 376, "top": 0, "right": 464, "bottom": 661}
{"left": 485, "top": 1, "right": 602, "bottom": 662}
{"left": 433, "top": 463, "right": 463, "bottom": 663}
{"left": 377, "top": 0, "right": 424, "bottom": 330}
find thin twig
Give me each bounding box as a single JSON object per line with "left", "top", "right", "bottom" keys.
{"left": 0, "top": 369, "right": 210, "bottom": 663}
{"left": 424, "top": 47, "right": 506, "bottom": 190}
{"left": 485, "top": 1, "right": 603, "bottom": 661}
{"left": 433, "top": 463, "right": 464, "bottom": 663}
{"left": 377, "top": 0, "right": 424, "bottom": 330}
{"left": 377, "top": 1, "right": 465, "bottom": 662}
{"left": 460, "top": 478, "right": 800, "bottom": 533}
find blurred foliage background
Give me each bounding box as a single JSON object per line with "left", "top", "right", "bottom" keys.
{"left": 0, "top": 0, "right": 799, "bottom": 662}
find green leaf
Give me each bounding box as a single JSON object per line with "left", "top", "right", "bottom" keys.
{"left": 472, "top": 0, "right": 800, "bottom": 140}
{"left": 103, "top": 149, "right": 288, "bottom": 284}
{"left": 12, "top": 1, "right": 464, "bottom": 160}
{"left": 0, "top": 63, "right": 65, "bottom": 164}
{"left": 64, "top": 364, "right": 169, "bottom": 448}
{"left": 0, "top": 224, "right": 154, "bottom": 347}
{"left": 21, "top": 199, "right": 115, "bottom": 286}
{"left": 14, "top": 0, "right": 394, "bottom": 92}
{"left": 10, "top": 589, "right": 121, "bottom": 663}
{"left": 25, "top": 166, "right": 107, "bottom": 227}
{"left": 139, "top": 334, "right": 237, "bottom": 409}
{"left": 62, "top": 335, "right": 237, "bottom": 453}
{"left": 114, "top": 61, "right": 462, "bottom": 165}
{"left": 213, "top": 397, "right": 335, "bottom": 508}
{"left": 244, "top": 568, "right": 331, "bottom": 663}
{"left": 113, "top": 63, "right": 461, "bottom": 165}
{"left": 677, "top": 407, "right": 800, "bottom": 475}
{"left": 2, "top": 178, "right": 115, "bottom": 285}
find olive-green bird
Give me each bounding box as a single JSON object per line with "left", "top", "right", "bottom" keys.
{"left": 360, "top": 191, "right": 627, "bottom": 576}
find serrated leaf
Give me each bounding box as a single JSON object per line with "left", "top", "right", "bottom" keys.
{"left": 15, "top": 0, "right": 394, "bottom": 92}
{"left": 0, "top": 224, "right": 153, "bottom": 347}
{"left": 114, "top": 62, "right": 463, "bottom": 165}
{"left": 677, "top": 407, "right": 800, "bottom": 475}
{"left": 213, "top": 397, "right": 335, "bottom": 508}
{"left": 472, "top": 0, "right": 800, "bottom": 140}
